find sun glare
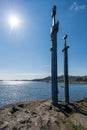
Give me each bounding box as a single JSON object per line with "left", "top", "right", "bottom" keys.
{"left": 9, "top": 15, "right": 20, "bottom": 30}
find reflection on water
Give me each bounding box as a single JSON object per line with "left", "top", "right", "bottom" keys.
{"left": 2, "top": 80, "right": 32, "bottom": 85}
{"left": 0, "top": 81, "right": 87, "bottom": 107}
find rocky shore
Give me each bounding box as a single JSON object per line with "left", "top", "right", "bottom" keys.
{"left": 0, "top": 99, "right": 87, "bottom": 130}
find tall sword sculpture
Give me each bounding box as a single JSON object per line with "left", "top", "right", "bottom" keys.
{"left": 62, "top": 35, "right": 69, "bottom": 103}
{"left": 50, "top": 5, "right": 59, "bottom": 106}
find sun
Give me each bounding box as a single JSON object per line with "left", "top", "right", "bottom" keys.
{"left": 9, "top": 15, "right": 20, "bottom": 30}
{"left": 10, "top": 16, "right": 19, "bottom": 27}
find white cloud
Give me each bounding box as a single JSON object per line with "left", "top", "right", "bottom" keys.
{"left": 70, "top": 2, "right": 86, "bottom": 11}
{"left": 79, "top": 5, "right": 86, "bottom": 10}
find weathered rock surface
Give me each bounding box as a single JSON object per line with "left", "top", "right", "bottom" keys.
{"left": 0, "top": 99, "right": 87, "bottom": 130}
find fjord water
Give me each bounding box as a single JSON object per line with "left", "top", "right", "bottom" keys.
{"left": 0, "top": 81, "right": 87, "bottom": 107}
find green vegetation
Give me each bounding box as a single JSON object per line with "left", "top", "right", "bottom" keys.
{"left": 33, "top": 75, "right": 87, "bottom": 84}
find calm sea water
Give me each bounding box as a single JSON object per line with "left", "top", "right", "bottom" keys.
{"left": 0, "top": 81, "right": 87, "bottom": 107}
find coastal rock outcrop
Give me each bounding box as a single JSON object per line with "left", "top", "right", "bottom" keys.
{"left": 0, "top": 99, "right": 87, "bottom": 130}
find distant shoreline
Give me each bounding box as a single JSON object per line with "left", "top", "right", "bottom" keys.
{"left": 32, "top": 75, "right": 87, "bottom": 84}
{"left": 0, "top": 75, "right": 87, "bottom": 84}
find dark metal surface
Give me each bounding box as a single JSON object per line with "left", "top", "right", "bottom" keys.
{"left": 62, "top": 35, "right": 69, "bottom": 103}
{"left": 50, "top": 5, "right": 59, "bottom": 106}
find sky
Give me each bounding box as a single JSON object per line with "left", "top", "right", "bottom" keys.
{"left": 0, "top": 0, "right": 87, "bottom": 80}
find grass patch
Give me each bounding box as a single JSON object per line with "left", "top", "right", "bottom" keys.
{"left": 69, "top": 122, "right": 79, "bottom": 130}
{"left": 0, "top": 120, "right": 4, "bottom": 126}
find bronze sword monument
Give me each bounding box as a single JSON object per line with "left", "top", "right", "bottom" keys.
{"left": 62, "top": 35, "right": 69, "bottom": 103}
{"left": 50, "top": 5, "right": 59, "bottom": 106}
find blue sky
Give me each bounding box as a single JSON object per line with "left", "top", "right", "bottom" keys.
{"left": 0, "top": 0, "right": 87, "bottom": 80}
